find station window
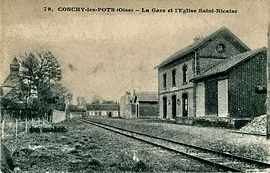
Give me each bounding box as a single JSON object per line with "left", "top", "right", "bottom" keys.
{"left": 172, "top": 69, "right": 176, "bottom": 86}
{"left": 163, "top": 73, "right": 167, "bottom": 88}
{"left": 182, "top": 65, "right": 187, "bottom": 84}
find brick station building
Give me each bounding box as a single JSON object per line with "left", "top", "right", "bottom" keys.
{"left": 155, "top": 26, "right": 267, "bottom": 120}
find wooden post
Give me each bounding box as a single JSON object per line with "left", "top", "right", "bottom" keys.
{"left": 15, "top": 119, "right": 18, "bottom": 138}
{"left": 267, "top": 24, "right": 270, "bottom": 139}
{"left": 31, "top": 118, "right": 34, "bottom": 126}
{"left": 1, "top": 120, "right": 4, "bottom": 139}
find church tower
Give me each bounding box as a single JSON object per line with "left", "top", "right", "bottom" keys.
{"left": 10, "top": 58, "right": 19, "bottom": 75}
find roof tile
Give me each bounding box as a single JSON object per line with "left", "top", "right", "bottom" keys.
{"left": 136, "top": 92, "right": 158, "bottom": 102}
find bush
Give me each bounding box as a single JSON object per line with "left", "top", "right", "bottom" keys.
{"left": 193, "top": 119, "right": 211, "bottom": 126}
{"left": 29, "top": 125, "right": 67, "bottom": 133}
{"left": 234, "top": 119, "right": 251, "bottom": 129}
{"left": 215, "top": 120, "right": 228, "bottom": 127}
{"left": 67, "top": 105, "right": 86, "bottom": 112}
{"left": 193, "top": 118, "right": 229, "bottom": 128}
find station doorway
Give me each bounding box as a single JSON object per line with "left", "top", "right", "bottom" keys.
{"left": 163, "top": 96, "right": 167, "bottom": 119}
{"left": 182, "top": 93, "right": 188, "bottom": 117}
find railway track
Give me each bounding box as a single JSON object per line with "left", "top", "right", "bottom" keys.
{"left": 78, "top": 118, "right": 270, "bottom": 172}
{"left": 230, "top": 130, "right": 266, "bottom": 137}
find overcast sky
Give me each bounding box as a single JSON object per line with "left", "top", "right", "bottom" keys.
{"left": 1, "top": 0, "right": 269, "bottom": 102}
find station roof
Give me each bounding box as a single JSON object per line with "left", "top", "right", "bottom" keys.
{"left": 190, "top": 47, "right": 267, "bottom": 82}
{"left": 155, "top": 26, "right": 250, "bottom": 69}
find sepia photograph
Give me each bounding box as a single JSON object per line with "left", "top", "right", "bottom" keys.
{"left": 0, "top": 0, "right": 270, "bottom": 172}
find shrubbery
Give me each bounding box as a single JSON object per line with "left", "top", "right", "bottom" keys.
{"left": 67, "top": 105, "right": 86, "bottom": 112}
{"left": 29, "top": 125, "right": 67, "bottom": 133}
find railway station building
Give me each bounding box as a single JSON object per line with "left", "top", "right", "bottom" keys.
{"left": 155, "top": 26, "right": 267, "bottom": 120}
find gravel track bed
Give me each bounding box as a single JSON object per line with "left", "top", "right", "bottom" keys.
{"left": 88, "top": 117, "right": 270, "bottom": 163}
{"left": 3, "top": 119, "right": 222, "bottom": 172}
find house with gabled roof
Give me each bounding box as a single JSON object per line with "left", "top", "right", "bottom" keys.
{"left": 155, "top": 26, "right": 261, "bottom": 120}
{"left": 133, "top": 91, "right": 158, "bottom": 118}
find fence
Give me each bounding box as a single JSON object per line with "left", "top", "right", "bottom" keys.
{"left": 1, "top": 109, "right": 52, "bottom": 120}
{"left": 0, "top": 109, "right": 84, "bottom": 140}
{"left": 0, "top": 117, "right": 50, "bottom": 140}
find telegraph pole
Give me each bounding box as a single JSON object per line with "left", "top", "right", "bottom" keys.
{"left": 267, "top": 23, "right": 270, "bottom": 139}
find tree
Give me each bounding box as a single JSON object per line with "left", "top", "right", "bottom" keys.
{"left": 50, "top": 83, "right": 73, "bottom": 110}
{"left": 267, "top": 24, "right": 270, "bottom": 139}
{"left": 103, "top": 100, "right": 116, "bottom": 104}
{"left": 0, "top": 50, "right": 70, "bottom": 118}
{"left": 76, "top": 96, "right": 86, "bottom": 106}
{"left": 17, "top": 50, "right": 63, "bottom": 115}
{"left": 91, "top": 94, "right": 104, "bottom": 104}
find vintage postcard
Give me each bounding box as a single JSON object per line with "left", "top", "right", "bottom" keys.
{"left": 1, "top": 0, "right": 270, "bottom": 172}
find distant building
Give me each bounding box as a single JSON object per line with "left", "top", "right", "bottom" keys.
{"left": 86, "top": 104, "right": 120, "bottom": 117}
{"left": 1, "top": 58, "right": 23, "bottom": 117}
{"left": 120, "top": 92, "right": 136, "bottom": 118}
{"left": 155, "top": 26, "right": 266, "bottom": 120}
{"left": 120, "top": 91, "right": 158, "bottom": 118}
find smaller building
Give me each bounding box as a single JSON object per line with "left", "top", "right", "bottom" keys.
{"left": 134, "top": 92, "right": 159, "bottom": 118}
{"left": 120, "top": 91, "right": 158, "bottom": 118}
{"left": 86, "top": 104, "right": 120, "bottom": 117}
{"left": 120, "top": 92, "right": 136, "bottom": 118}
{"left": 190, "top": 47, "right": 267, "bottom": 118}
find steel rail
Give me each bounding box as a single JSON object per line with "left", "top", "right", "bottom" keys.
{"left": 229, "top": 130, "right": 266, "bottom": 137}
{"left": 81, "top": 118, "right": 270, "bottom": 168}
{"left": 79, "top": 118, "right": 270, "bottom": 172}
{"left": 78, "top": 118, "right": 244, "bottom": 172}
